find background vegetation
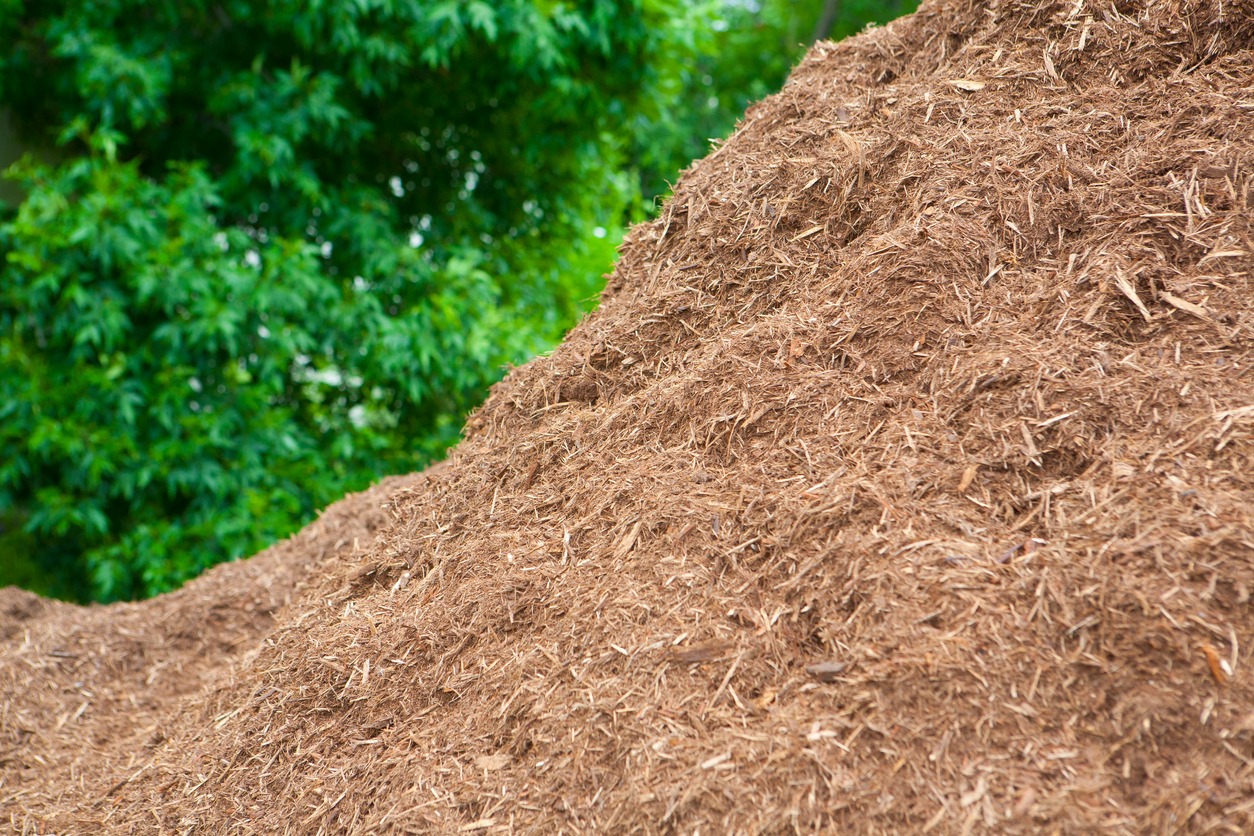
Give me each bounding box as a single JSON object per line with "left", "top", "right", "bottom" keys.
{"left": 0, "top": 0, "right": 915, "bottom": 602}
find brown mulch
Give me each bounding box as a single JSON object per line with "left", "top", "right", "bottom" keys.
{"left": 0, "top": 473, "right": 420, "bottom": 830}
{"left": 3, "top": 0, "right": 1253, "bottom": 832}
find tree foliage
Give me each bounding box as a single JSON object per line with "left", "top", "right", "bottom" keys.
{"left": 1, "top": 0, "right": 914, "bottom": 601}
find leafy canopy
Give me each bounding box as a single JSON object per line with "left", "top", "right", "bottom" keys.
{"left": 0, "top": 0, "right": 700, "bottom": 600}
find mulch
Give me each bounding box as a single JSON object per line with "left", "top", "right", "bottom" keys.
{"left": 3, "top": 0, "right": 1252, "bottom": 831}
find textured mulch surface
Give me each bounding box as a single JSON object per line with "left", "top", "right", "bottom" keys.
{"left": 4, "top": 0, "right": 1253, "bottom": 831}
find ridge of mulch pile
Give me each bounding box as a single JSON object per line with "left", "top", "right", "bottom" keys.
{"left": 4, "top": 0, "right": 1253, "bottom": 831}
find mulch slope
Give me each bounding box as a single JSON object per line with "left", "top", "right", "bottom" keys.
{"left": 5, "top": 0, "right": 1254, "bottom": 831}
{"left": 0, "top": 473, "right": 419, "bottom": 830}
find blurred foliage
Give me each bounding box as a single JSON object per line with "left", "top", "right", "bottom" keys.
{"left": 0, "top": 0, "right": 915, "bottom": 601}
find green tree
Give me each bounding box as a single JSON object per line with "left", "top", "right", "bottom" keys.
{"left": 0, "top": 0, "right": 707, "bottom": 600}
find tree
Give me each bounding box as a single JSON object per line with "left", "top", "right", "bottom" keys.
{"left": 0, "top": 0, "right": 709, "bottom": 600}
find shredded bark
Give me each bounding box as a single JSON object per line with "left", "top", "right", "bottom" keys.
{"left": 4, "top": 0, "right": 1253, "bottom": 831}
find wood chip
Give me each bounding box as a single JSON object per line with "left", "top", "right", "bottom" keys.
{"left": 805, "top": 661, "right": 848, "bottom": 682}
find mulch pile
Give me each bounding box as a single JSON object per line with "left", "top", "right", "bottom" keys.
{"left": 4, "top": 0, "right": 1253, "bottom": 831}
